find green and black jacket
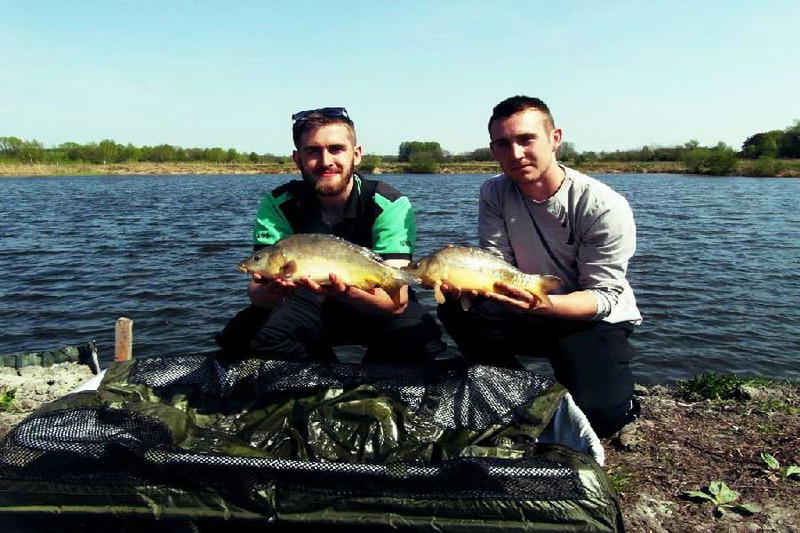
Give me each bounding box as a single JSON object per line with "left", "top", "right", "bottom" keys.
{"left": 253, "top": 173, "right": 416, "bottom": 261}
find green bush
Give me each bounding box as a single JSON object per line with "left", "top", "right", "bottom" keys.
{"left": 358, "top": 154, "right": 382, "bottom": 174}
{"left": 407, "top": 152, "right": 440, "bottom": 174}
{"left": 750, "top": 156, "right": 781, "bottom": 177}
{"left": 682, "top": 144, "right": 738, "bottom": 175}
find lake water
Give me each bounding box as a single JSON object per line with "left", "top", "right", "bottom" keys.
{"left": 1, "top": 173, "right": 798, "bottom": 385}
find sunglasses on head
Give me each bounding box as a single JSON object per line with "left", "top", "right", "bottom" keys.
{"left": 291, "top": 107, "right": 349, "bottom": 123}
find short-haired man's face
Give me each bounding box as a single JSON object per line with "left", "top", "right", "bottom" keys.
{"left": 293, "top": 123, "right": 362, "bottom": 197}
{"left": 489, "top": 109, "right": 562, "bottom": 191}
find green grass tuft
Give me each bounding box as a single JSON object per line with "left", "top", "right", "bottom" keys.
{"left": 0, "top": 386, "right": 16, "bottom": 412}
{"left": 606, "top": 467, "right": 635, "bottom": 495}
{"left": 676, "top": 374, "right": 751, "bottom": 401}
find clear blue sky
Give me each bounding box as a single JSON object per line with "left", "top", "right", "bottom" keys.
{"left": 2, "top": 1, "right": 798, "bottom": 156}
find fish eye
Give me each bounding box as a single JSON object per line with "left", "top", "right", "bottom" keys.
{"left": 253, "top": 255, "right": 261, "bottom": 261}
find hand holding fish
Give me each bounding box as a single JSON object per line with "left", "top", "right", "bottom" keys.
{"left": 403, "top": 246, "right": 563, "bottom": 312}
{"left": 484, "top": 281, "right": 551, "bottom": 314}
{"left": 238, "top": 235, "right": 419, "bottom": 313}
{"left": 438, "top": 282, "right": 481, "bottom": 301}
{"left": 248, "top": 271, "right": 330, "bottom": 308}
{"left": 247, "top": 273, "right": 296, "bottom": 308}
{"left": 298, "top": 274, "right": 409, "bottom": 315}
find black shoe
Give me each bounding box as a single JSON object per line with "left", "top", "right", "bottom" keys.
{"left": 617, "top": 396, "right": 642, "bottom": 434}
{"left": 596, "top": 396, "right": 641, "bottom": 438}
{"left": 77, "top": 341, "right": 100, "bottom": 375}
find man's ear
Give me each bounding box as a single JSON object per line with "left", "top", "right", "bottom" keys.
{"left": 551, "top": 128, "right": 563, "bottom": 152}
{"left": 489, "top": 142, "right": 499, "bottom": 161}
{"left": 353, "top": 144, "right": 363, "bottom": 166}
{"left": 292, "top": 150, "right": 301, "bottom": 170}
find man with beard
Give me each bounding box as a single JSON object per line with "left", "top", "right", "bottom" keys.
{"left": 217, "top": 107, "right": 444, "bottom": 364}
{"left": 437, "top": 96, "right": 642, "bottom": 437}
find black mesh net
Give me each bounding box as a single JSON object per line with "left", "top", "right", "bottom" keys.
{"left": 128, "top": 355, "right": 555, "bottom": 430}
{"left": 0, "top": 354, "right": 620, "bottom": 530}
{"left": 1, "top": 404, "right": 580, "bottom": 500}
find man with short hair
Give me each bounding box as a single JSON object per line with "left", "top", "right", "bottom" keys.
{"left": 438, "top": 96, "right": 642, "bottom": 437}
{"left": 217, "top": 107, "right": 443, "bottom": 364}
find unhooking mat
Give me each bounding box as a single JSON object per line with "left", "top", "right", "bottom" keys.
{"left": 0, "top": 354, "right": 622, "bottom": 532}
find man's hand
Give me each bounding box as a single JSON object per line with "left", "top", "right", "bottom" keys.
{"left": 485, "top": 282, "right": 600, "bottom": 320}
{"left": 247, "top": 272, "right": 297, "bottom": 308}
{"left": 483, "top": 281, "right": 550, "bottom": 314}
{"left": 298, "top": 274, "right": 408, "bottom": 315}
{"left": 438, "top": 282, "right": 481, "bottom": 301}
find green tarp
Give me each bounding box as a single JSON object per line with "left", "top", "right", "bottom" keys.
{"left": 0, "top": 354, "right": 622, "bottom": 531}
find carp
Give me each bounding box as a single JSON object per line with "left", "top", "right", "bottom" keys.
{"left": 237, "top": 234, "right": 419, "bottom": 305}
{"left": 403, "top": 245, "right": 563, "bottom": 309}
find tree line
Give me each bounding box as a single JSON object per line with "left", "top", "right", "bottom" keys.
{"left": 2, "top": 120, "right": 798, "bottom": 176}
{"left": 374, "top": 119, "right": 800, "bottom": 175}
{"left": 0, "top": 137, "right": 290, "bottom": 165}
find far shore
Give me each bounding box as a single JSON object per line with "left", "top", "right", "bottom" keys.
{"left": 2, "top": 160, "right": 799, "bottom": 177}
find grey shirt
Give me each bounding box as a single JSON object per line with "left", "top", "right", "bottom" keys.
{"left": 479, "top": 166, "right": 642, "bottom": 325}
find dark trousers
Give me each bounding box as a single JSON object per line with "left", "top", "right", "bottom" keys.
{"left": 438, "top": 298, "right": 636, "bottom": 437}
{"left": 217, "top": 289, "right": 445, "bottom": 366}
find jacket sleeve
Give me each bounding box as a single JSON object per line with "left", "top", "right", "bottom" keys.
{"left": 253, "top": 192, "right": 294, "bottom": 249}
{"left": 578, "top": 194, "right": 637, "bottom": 320}
{"left": 478, "top": 177, "right": 516, "bottom": 264}
{"left": 371, "top": 192, "right": 415, "bottom": 260}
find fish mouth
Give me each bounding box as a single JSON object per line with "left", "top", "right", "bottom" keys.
{"left": 237, "top": 264, "right": 249, "bottom": 273}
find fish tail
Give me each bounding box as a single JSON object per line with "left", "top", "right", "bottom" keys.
{"left": 392, "top": 267, "right": 422, "bottom": 286}
{"left": 381, "top": 268, "right": 421, "bottom": 306}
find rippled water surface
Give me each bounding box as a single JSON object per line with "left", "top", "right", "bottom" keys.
{"left": 2, "top": 173, "right": 798, "bottom": 384}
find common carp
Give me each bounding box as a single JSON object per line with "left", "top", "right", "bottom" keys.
{"left": 237, "top": 234, "right": 420, "bottom": 305}
{"left": 403, "top": 246, "right": 563, "bottom": 308}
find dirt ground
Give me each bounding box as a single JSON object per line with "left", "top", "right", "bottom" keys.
{"left": 606, "top": 382, "right": 800, "bottom": 532}
{"left": 1, "top": 365, "right": 798, "bottom": 531}
{"left": 0, "top": 363, "right": 95, "bottom": 437}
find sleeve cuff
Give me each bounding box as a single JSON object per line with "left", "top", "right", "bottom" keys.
{"left": 588, "top": 290, "right": 612, "bottom": 321}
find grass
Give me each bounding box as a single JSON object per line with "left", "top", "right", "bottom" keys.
{"left": 0, "top": 386, "right": 16, "bottom": 412}
{"left": 606, "top": 466, "right": 636, "bottom": 495}
{"left": 676, "top": 373, "right": 752, "bottom": 401}
{"left": 753, "top": 397, "right": 798, "bottom": 414}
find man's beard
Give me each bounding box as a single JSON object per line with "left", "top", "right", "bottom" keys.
{"left": 301, "top": 162, "right": 354, "bottom": 197}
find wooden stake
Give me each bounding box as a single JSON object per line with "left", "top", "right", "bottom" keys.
{"left": 115, "top": 317, "right": 133, "bottom": 362}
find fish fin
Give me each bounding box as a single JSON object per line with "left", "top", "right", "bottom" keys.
{"left": 460, "top": 295, "right": 472, "bottom": 311}
{"left": 528, "top": 275, "right": 563, "bottom": 307}
{"left": 540, "top": 275, "right": 564, "bottom": 293}
{"left": 532, "top": 291, "right": 553, "bottom": 307}
{"left": 280, "top": 259, "right": 297, "bottom": 278}
{"left": 434, "top": 281, "right": 445, "bottom": 304}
